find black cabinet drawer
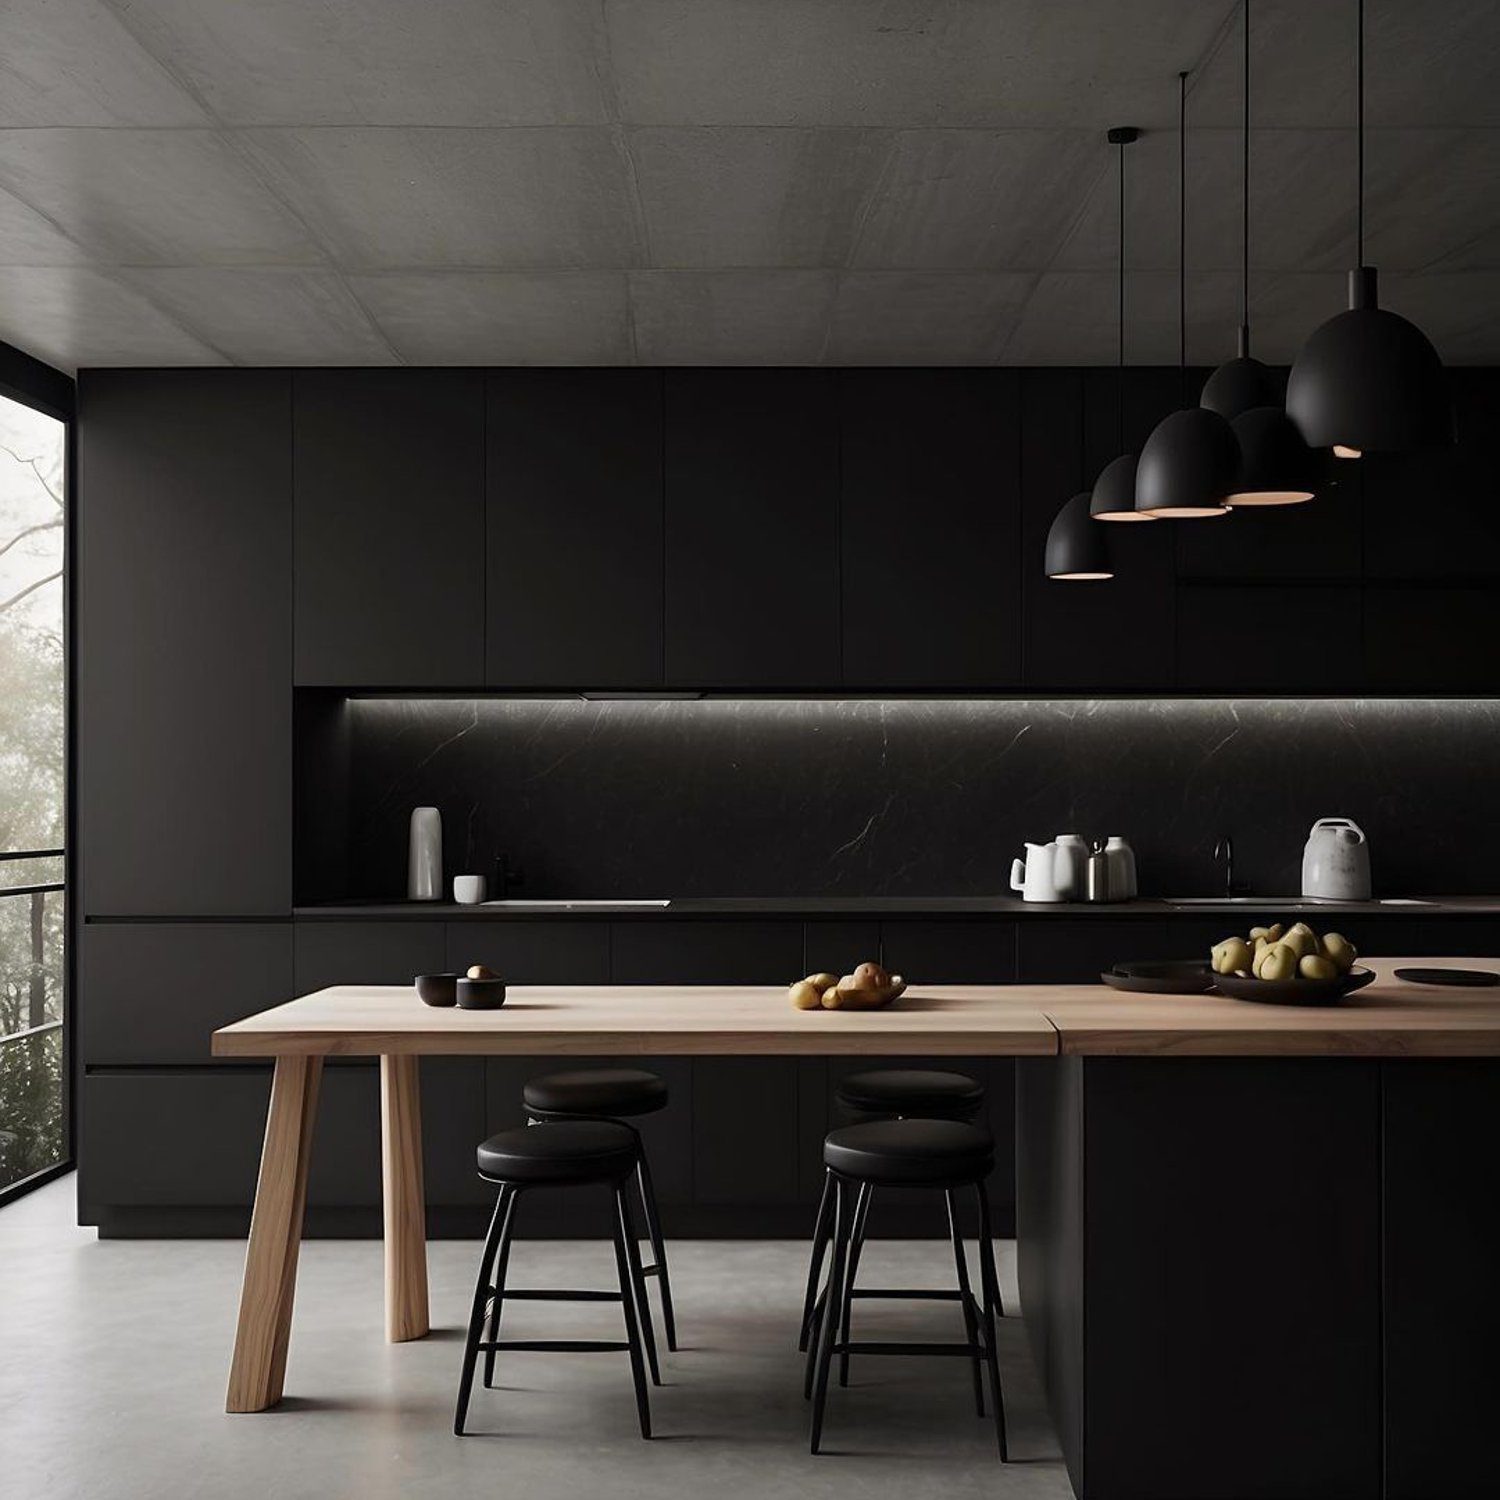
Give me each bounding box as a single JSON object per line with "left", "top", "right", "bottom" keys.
{"left": 294, "top": 370, "right": 484, "bottom": 687}
{"left": 446, "top": 921, "right": 610, "bottom": 983}
{"left": 81, "top": 922, "right": 292, "bottom": 1065}
{"left": 1176, "top": 584, "right": 1363, "bottom": 693}
{"left": 294, "top": 921, "right": 446, "bottom": 991}
{"left": 878, "top": 920, "right": 1016, "bottom": 983}
{"left": 486, "top": 370, "right": 663, "bottom": 688}
{"left": 1017, "top": 918, "right": 1226, "bottom": 983}
{"left": 610, "top": 921, "right": 803, "bottom": 984}
{"left": 78, "top": 1068, "right": 381, "bottom": 1212}
{"left": 1364, "top": 584, "right": 1500, "bottom": 694}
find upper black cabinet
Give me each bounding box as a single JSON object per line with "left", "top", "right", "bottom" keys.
{"left": 663, "top": 370, "right": 839, "bottom": 686}
{"left": 839, "top": 370, "right": 1021, "bottom": 687}
{"left": 294, "top": 370, "right": 484, "bottom": 687}
{"left": 78, "top": 370, "right": 292, "bottom": 916}
{"left": 486, "top": 370, "right": 663, "bottom": 688}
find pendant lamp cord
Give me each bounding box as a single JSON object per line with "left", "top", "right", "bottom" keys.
{"left": 1241, "top": 0, "right": 1250, "bottom": 334}
{"left": 1117, "top": 132, "right": 1126, "bottom": 447}
{"left": 1178, "top": 69, "right": 1187, "bottom": 405}
{"left": 1356, "top": 0, "right": 1364, "bottom": 264}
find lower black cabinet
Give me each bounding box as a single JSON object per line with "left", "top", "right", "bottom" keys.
{"left": 81, "top": 922, "right": 291, "bottom": 1066}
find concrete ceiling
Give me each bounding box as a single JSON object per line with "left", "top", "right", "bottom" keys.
{"left": 0, "top": 0, "right": 1495, "bottom": 371}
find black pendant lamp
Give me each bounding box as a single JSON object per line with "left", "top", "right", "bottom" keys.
{"left": 1202, "top": 0, "right": 1317, "bottom": 504}
{"left": 1134, "top": 72, "right": 1235, "bottom": 519}
{"left": 1286, "top": 0, "right": 1454, "bottom": 456}
{"left": 1090, "top": 127, "right": 1155, "bottom": 523}
{"left": 1046, "top": 492, "right": 1114, "bottom": 581}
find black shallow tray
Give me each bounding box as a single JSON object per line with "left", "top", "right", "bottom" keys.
{"left": 1394, "top": 966, "right": 1500, "bottom": 987}
{"left": 1212, "top": 966, "right": 1377, "bottom": 1006}
{"left": 1101, "top": 961, "right": 1215, "bottom": 995}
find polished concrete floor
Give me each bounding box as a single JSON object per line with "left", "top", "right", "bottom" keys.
{"left": 1, "top": 1176, "right": 1072, "bottom": 1500}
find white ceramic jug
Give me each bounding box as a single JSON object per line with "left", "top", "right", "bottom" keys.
{"left": 1010, "top": 841, "right": 1064, "bottom": 902}
{"left": 1053, "top": 834, "right": 1088, "bottom": 900}
{"left": 1301, "top": 817, "right": 1371, "bottom": 901}
{"left": 1105, "top": 836, "right": 1138, "bottom": 900}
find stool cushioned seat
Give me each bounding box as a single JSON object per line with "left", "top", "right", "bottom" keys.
{"left": 824, "top": 1119, "right": 994, "bottom": 1184}
{"left": 477, "top": 1121, "right": 639, "bottom": 1184}
{"left": 523, "top": 1068, "right": 668, "bottom": 1118}
{"left": 835, "top": 1068, "right": 984, "bottom": 1119}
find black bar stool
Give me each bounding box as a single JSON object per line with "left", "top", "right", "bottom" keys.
{"left": 798, "top": 1068, "right": 990, "bottom": 1355}
{"left": 454, "top": 1120, "right": 656, "bottom": 1439}
{"left": 805, "top": 1118, "right": 1008, "bottom": 1461}
{"left": 523, "top": 1067, "right": 678, "bottom": 1351}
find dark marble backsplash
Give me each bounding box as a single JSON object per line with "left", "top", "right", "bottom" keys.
{"left": 322, "top": 698, "right": 1500, "bottom": 901}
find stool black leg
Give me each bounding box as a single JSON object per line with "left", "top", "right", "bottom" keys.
{"left": 837, "top": 1182, "right": 872, "bottom": 1388}
{"left": 974, "top": 1181, "right": 1009, "bottom": 1463}
{"left": 610, "top": 1184, "right": 653, "bottom": 1439}
{"left": 634, "top": 1146, "right": 678, "bottom": 1353}
{"left": 946, "top": 1188, "right": 986, "bottom": 1417}
{"left": 809, "top": 1177, "right": 850, "bottom": 1454}
{"left": 617, "top": 1185, "right": 661, "bottom": 1386}
{"left": 797, "top": 1171, "right": 834, "bottom": 1354}
{"left": 455, "top": 1185, "right": 514, "bottom": 1436}
{"left": 482, "top": 1186, "right": 520, "bottom": 1389}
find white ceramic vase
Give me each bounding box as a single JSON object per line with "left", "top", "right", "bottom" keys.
{"left": 407, "top": 807, "right": 443, "bottom": 901}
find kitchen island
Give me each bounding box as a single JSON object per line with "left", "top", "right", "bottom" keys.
{"left": 213, "top": 960, "right": 1500, "bottom": 1499}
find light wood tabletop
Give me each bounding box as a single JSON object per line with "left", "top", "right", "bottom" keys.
{"left": 212, "top": 983, "right": 1062, "bottom": 1057}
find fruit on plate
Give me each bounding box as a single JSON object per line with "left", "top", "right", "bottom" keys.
{"left": 1210, "top": 937, "right": 1253, "bottom": 975}
{"left": 789, "top": 963, "right": 904, "bottom": 1010}
{"left": 1212, "top": 923, "right": 1359, "bottom": 983}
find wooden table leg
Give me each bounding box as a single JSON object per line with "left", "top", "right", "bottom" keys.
{"left": 381, "top": 1054, "right": 430, "bottom": 1342}
{"left": 226, "top": 1055, "right": 324, "bottom": 1413}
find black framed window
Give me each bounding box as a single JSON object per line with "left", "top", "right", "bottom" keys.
{"left": 0, "top": 387, "right": 68, "bottom": 1201}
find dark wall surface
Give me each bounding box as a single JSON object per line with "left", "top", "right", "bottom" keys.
{"left": 336, "top": 696, "right": 1500, "bottom": 900}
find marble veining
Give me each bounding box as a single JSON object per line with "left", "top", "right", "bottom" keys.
{"left": 326, "top": 698, "right": 1500, "bottom": 901}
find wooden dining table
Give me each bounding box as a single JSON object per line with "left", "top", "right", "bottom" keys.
{"left": 211, "top": 964, "right": 1500, "bottom": 1421}
{"left": 211, "top": 981, "right": 1058, "bottom": 1413}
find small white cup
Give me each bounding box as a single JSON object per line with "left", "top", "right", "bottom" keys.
{"left": 452, "top": 874, "right": 487, "bottom": 906}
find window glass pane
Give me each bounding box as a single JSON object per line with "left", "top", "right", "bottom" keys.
{"left": 0, "top": 393, "right": 67, "bottom": 1190}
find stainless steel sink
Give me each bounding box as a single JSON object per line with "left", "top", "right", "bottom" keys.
{"left": 1167, "top": 896, "right": 1302, "bottom": 905}
{"left": 480, "top": 898, "right": 672, "bottom": 910}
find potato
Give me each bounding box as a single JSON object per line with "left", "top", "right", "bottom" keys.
{"left": 466, "top": 964, "right": 496, "bottom": 980}
{"left": 1211, "top": 938, "right": 1253, "bottom": 975}
{"left": 1279, "top": 926, "right": 1317, "bottom": 960}
{"left": 852, "top": 960, "right": 890, "bottom": 989}
{"left": 1258, "top": 943, "right": 1299, "bottom": 982}
{"left": 806, "top": 972, "right": 839, "bottom": 992}
{"left": 1322, "top": 933, "right": 1357, "bottom": 973}
{"left": 1299, "top": 954, "right": 1338, "bottom": 981}
{"left": 788, "top": 980, "right": 822, "bottom": 1010}
{"left": 820, "top": 985, "right": 847, "bottom": 1009}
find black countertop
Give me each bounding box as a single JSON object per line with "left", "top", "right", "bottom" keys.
{"left": 295, "top": 895, "right": 1500, "bottom": 921}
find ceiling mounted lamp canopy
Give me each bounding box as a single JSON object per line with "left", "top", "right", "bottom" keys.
{"left": 1134, "top": 71, "right": 1234, "bottom": 519}
{"left": 1091, "top": 126, "right": 1154, "bottom": 523}
{"left": 1285, "top": 0, "right": 1454, "bottom": 457}
{"left": 1202, "top": 0, "right": 1316, "bottom": 505}
{"left": 1046, "top": 492, "right": 1114, "bottom": 581}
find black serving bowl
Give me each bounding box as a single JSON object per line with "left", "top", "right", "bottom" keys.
{"left": 457, "top": 977, "right": 508, "bottom": 1010}
{"left": 415, "top": 972, "right": 462, "bottom": 1007}
{"left": 1212, "top": 965, "right": 1376, "bottom": 1006}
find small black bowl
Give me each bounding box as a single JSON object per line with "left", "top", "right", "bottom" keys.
{"left": 415, "top": 973, "right": 463, "bottom": 1007}
{"left": 457, "top": 977, "right": 508, "bottom": 1010}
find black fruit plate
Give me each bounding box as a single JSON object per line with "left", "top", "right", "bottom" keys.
{"left": 1394, "top": 966, "right": 1500, "bottom": 988}
{"left": 1212, "top": 965, "right": 1376, "bottom": 1006}
{"left": 1101, "top": 961, "right": 1215, "bottom": 995}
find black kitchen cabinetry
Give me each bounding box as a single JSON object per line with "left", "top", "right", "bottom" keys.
{"left": 486, "top": 370, "right": 663, "bottom": 688}
{"left": 293, "top": 370, "right": 484, "bottom": 687}
{"left": 1364, "top": 584, "right": 1500, "bottom": 694}
{"left": 80, "top": 922, "right": 292, "bottom": 1066}
{"left": 1177, "top": 583, "right": 1364, "bottom": 693}
{"left": 839, "top": 370, "right": 1020, "bottom": 687}
{"left": 77, "top": 370, "right": 292, "bottom": 916}
{"left": 663, "top": 370, "right": 839, "bottom": 686}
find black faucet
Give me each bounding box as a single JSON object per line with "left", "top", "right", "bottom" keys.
{"left": 1213, "top": 835, "right": 1236, "bottom": 897}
